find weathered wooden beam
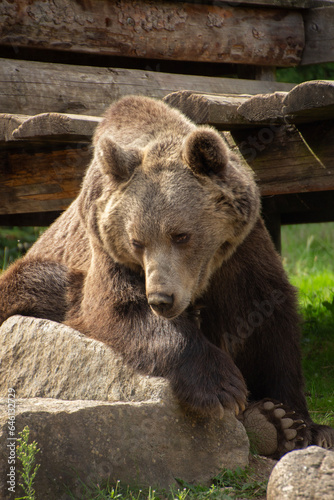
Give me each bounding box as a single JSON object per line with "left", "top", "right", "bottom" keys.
{"left": 282, "top": 80, "right": 334, "bottom": 121}
{"left": 301, "top": 7, "right": 334, "bottom": 65}
{"left": 214, "top": 0, "right": 334, "bottom": 8}
{"left": 0, "top": 113, "right": 101, "bottom": 144}
{"left": 0, "top": 146, "right": 91, "bottom": 215}
{"left": 0, "top": 114, "right": 30, "bottom": 142}
{"left": 166, "top": 81, "right": 334, "bottom": 128}
{"left": 0, "top": 0, "right": 304, "bottom": 67}
{"left": 229, "top": 120, "right": 334, "bottom": 196}
{"left": 163, "top": 92, "right": 253, "bottom": 129}
{"left": 0, "top": 58, "right": 295, "bottom": 117}
{"left": 11, "top": 113, "right": 101, "bottom": 143}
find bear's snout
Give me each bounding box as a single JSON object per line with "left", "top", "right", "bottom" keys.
{"left": 148, "top": 292, "right": 174, "bottom": 317}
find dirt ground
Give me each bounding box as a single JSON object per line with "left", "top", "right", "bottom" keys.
{"left": 246, "top": 455, "right": 277, "bottom": 500}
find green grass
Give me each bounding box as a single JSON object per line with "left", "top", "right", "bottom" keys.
{"left": 281, "top": 222, "right": 334, "bottom": 428}
{"left": 0, "top": 226, "right": 45, "bottom": 269}
{"left": 65, "top": 467, "right": 267, "bottom": 500}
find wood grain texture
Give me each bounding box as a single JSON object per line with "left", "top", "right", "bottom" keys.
{"left": 164, "top": 91, "right": 252, "bottom": 129}
{"left": 301, "top": 6, "right": 334, "bottom": 65}
{"left": 283, "top": 80, "right": 334, "bottom": 121}
{"left": 0, "top": 58, "right": 295, "bottom": 117}
{"left": 216, "top": 0, "right": 334, "bottom": 7}
{"left": 230, "top": 121, "right": 334, "bottom": 196}
{"left": 0, "top": 0, "right": 304, "bottom": 66}
{"left": 167, "top": 81, "right": 334, "bottom": 128}
{"left": 0, "top": 146, "right": 91, "bottom": 215}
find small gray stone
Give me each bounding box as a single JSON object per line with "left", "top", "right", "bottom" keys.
{"left": 267, "top": 446, "right": 334, "bottom": 499}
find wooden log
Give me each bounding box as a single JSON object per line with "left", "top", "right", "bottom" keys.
{"left": 167, "top": 81, "right": 334, "bottom": 129}
{"left": 0, "top": 0, "right": 304, "bottom": 67}
{"left": 0, "top": 146, "right": 91, "bottom": 215}
{"left": 0, "top": 112, "right": 101, "bottom": 144}
{"left": 163, "top": 92, "right": 252, "bottom": 129}
{"left": 0, "top": 58, "right": 295, "bottom": 117}
{"left": 237, "top": 92, "right": 288, "bottom": 124}
{"left": 282, "top": 80, "right": 334, "bottom": 122}
{"left": 215, "top": 0, "right": 334, "bottom": 7}
{"left": 238, "top": 81, "right": 334, "bottom": 124}
{"left": 0, "top": 114, "right": 30, "bottom": 142}
{"left": 301, "top": 7, "right": 334, "bottom": 65}
{"left": 230, "top": 120, "right": 334, "bottom": 196}
{"left": 10, "top": 113, "right": 102, "bottom": 143}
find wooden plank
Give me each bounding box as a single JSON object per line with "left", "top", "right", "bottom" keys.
{"left": 282, "top": 80, "right": 334, "bottom": 121}
{"left": 213, "top": 0, "right": 334, "bottom": 8}
{"left": 0, "top": 114, "right": 30, "bottom": 142}
{"left": 166, "top": 80, "right": 334, "bottom": 129}
{"left": 301, "top": 7, "right": 334, "bottom": 65}
{"left": 0, "top": 58, "right": 295, "bottom": 117}
{"left": 0, "top": 1, "right": 304, "bottom": 67}
{"left": 164, "top": 90, "right": 291, "bottom": 128}
{"left": 238, "top": 92, "right": 288, "bottom": 124}
{"left": 238, "top": 81, "right": 334, "bottom": 124}
{"left": 163, "top": 91, "right": 252, "bottom": 129}
{"left": 229, "top": 120, "right": 334, "bottom": 196}
{"left": 0, "top": 146, "right": 91, "bottom": 215}
{"left": 10, "top": 113, "right": 101, "bottom": 143}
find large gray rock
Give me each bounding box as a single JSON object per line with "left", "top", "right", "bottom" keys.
{"left": 0, "top": 315, "right": 168, "bottom": 402}
{"left": 267, "top": 446, "right": 334, "bottom": 499}
{"left": 0, "top": 315, "right": 249, "bottom": 499}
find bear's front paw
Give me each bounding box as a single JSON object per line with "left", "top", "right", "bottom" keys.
{"left": 172, "top": 349, "right": 247, "bottom": 417}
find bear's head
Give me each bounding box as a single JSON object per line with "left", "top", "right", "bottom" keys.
{"left": 83, "top": 119, "right": 260, "bottom": 320}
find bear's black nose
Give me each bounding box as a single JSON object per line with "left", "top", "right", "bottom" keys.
{"left": 148, "top": 293, "right": 174, "bottom": 316}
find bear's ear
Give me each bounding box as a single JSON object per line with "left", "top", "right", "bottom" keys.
{"left": 96, "top": 135, "right": 143, "bottom": 181}
{"left": 183, "top": 129, "right": 229, "bottom": 177}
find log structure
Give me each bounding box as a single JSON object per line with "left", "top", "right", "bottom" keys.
{"left": 1, "top": 80, "right": 333, "bottom": 230}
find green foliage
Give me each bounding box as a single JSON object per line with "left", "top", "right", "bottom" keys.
{"left": 0, "top": 226, "right": 45, "bottom": 271}
{"left": 16, "top": 426, "right": 40, "bottom": 500}
{"left": 277, "top": 62, "right": 334, "bottom": 84}
{"left": 323, "top": 296, "right": 334, "bottom": 319}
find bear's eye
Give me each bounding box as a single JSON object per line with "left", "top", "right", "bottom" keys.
{"left": 131, "top": 239, "right": 145, "bottom": 250}
{"left": 172, "top": 233, "right": 190, "bottom": 245}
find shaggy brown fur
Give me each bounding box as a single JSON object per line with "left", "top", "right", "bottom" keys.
{"left": 0, "top": 96, "right": 333, "bottom": 455}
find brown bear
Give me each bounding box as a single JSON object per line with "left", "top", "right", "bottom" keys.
{"left": 0, "top": 95, "right": 333, "bottom": 457}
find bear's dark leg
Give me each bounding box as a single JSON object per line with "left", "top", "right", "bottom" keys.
{"left": 233, "top": 221, "right": 334, "bottom": 452}
{"left": 202, "top": 218, "right": 334, "bottom": 452}
{"left": 0, "top": 257, "right": 81, "bottom": 326}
